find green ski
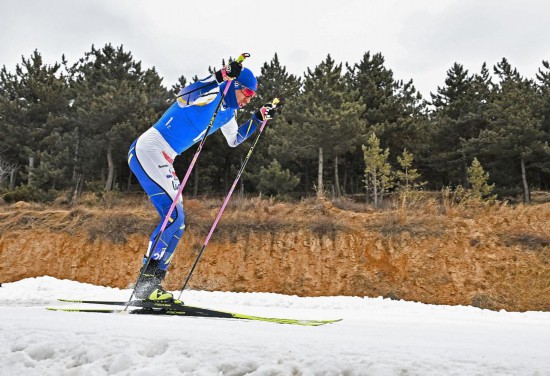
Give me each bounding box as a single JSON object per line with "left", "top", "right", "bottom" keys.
{"left": 48, "top": 298, "right": 342, "bottom": 326}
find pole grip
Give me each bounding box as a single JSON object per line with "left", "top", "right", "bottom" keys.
{"left": 237, "top": 53, "right": 250, "bottom": 63}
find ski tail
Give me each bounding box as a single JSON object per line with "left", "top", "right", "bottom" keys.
{"left": 47, "top": 307, "right": 126, "bottom": 314}
{"left": 58, "top": 298, "right": 132, "bottom": 306}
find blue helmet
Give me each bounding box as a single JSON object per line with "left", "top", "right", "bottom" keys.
{"left": 235, "top": 67, "right": 257, "bottom": 91}
{"left": 222, "top": 67, "right": 257, "bottom": 109}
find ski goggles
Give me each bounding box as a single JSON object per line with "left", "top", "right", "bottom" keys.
{"left": 235, "top": 82, "right": 256, "bottom": 98}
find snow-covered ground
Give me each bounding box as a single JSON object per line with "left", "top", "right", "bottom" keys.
{"left": 1, "top": 277, "right": 549, "bottom": 376}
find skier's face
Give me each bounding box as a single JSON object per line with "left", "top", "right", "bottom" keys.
{"left": 235, "top": 88, "right": 255, "bottom": 108}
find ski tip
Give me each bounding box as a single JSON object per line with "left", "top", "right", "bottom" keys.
{"left": 298, "top": 318, "right": 343, "bottom": 326}
{"left": 302, "top": 318, "right": 343, "bottom": 326}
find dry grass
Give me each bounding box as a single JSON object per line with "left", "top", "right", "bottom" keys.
{"left": 87, "top": 213, "right": 154, "bottom": 244}
{"left": 0, "top": 198, "right": 155, "bottom": 243}
{"left": 471, "top": 294, "right": 498, "bottom": 310}
{"left": 1, "top": 192, "right": 549, "bottom": 246}
{"left": 366, "top": 214, "right": 447, "bottom": 239}
{"left": 502, "top": 232, "right": 550, "bottom": 251}
{"left": 532, "top": 191, "right": 550, "bottom": 203}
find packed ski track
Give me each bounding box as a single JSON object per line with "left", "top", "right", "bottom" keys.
{"left": 1, "top": 277, "right": 549, "bottom": 375}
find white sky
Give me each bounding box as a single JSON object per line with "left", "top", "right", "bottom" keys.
{"left": 1, "top": 0, "right": 549, "bottom": 98}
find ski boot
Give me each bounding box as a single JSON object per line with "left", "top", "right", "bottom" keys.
{"left": 134, "top": 260, "right": 174, "bottom": 302}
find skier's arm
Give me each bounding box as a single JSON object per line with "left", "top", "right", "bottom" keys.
{"left": 176, "top": 75, "right": 219, "bottom": 107}
{"left": 175, "top": 61, "right": 243, "bottom": 108}
{"left": 220, "top": 103, "right": 278, "bottom": 147}
{"left": 220, "top": 115, "right": 260, "bottom": 148}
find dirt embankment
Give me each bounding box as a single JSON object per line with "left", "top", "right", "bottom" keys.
{"left": 1, "top": 197, "right": 549, "bottom": 312}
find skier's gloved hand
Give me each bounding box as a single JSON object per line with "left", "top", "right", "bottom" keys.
{"left": 215, "top": 61, "right": 243, "bottom": 83}
{"left": 225, "top": 61, "right": 242, "bottom": 79}
{"left": 254, "top": 103, "right": 278, "bottom": 122}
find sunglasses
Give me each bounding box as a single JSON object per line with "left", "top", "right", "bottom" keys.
{"left": 236, "top": 82, "right": 256, "bottom": 98}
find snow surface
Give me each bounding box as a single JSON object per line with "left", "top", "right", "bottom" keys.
{"left": 1, "top": 277, "right": 549, "bottom": 376}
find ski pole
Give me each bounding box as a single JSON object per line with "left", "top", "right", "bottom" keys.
{"left": 125, "top": 53, "right": 250, "bottom": 309}
{"left": 177, "top": 98, "right": 280, "bottom": 299}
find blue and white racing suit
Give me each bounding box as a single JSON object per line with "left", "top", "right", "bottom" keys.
{"left": 128, "top": 74, "right": 261, "bottom": 270}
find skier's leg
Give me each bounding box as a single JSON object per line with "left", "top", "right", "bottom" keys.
{"left": 159, "top": 218, "right": 186, "bottom": 271}
{"left": 128, "top": 129, "right": 185, "bottom": 300}
{"left": 144, "top": 191, "right": 185, "bottom": 266}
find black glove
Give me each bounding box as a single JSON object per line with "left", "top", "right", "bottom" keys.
{"left": 254, "top": 103, "right": 278, "bottom": 122}
{"left": 215, "top": 61, "right": 243, "bottom": 83}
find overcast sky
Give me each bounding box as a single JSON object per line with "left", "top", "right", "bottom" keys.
{"left": 1, "top": 0, "right": 549, "bottom": 98}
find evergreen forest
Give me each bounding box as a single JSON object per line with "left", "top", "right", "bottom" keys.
{"left": 1, "top": 44, "right": 549, "bottom": 205}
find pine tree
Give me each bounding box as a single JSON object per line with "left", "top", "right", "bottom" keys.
{"left": 428, "top": 62, "right": 492, "bottom": 188}
{"left": 271, "top": 55, "right": 365, "bottom": 198}
{"left": 346, "top": 51, "right": 425, "bottom": 195}
{"left": 347, "top": 51, "right": 425, "bottom": 152}
{"left": 476, "top": 58, "right": 546, "bottom": 203}
{"left": 396, "top": 148, "right": 423, "bottom": 190}
{"left": 467, "top": 157, "right": 495, "bottom": 201}
{"left": 256, "top": 160, "right": 300, "bottom": 197}
{"left": 0, "top": 153, "right": 18, "bottom": 188}
{"left": 0, "top": 50, "right": 72, "bottom": 190}
{"left": 535, "top": 60, "right": 550, "bottom": 189}
{"left": 71, "top": 44, "right": 170, "bottom": 192}
{"left": 362, "top": 133, "right": 393, "bottom": 208}
{"left": 241, "top": 53, "right": 302, "bottom": 195}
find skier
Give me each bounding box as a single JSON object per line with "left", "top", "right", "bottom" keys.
{"left": 127, "top": 57, "right": 276, "bottom": 302}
